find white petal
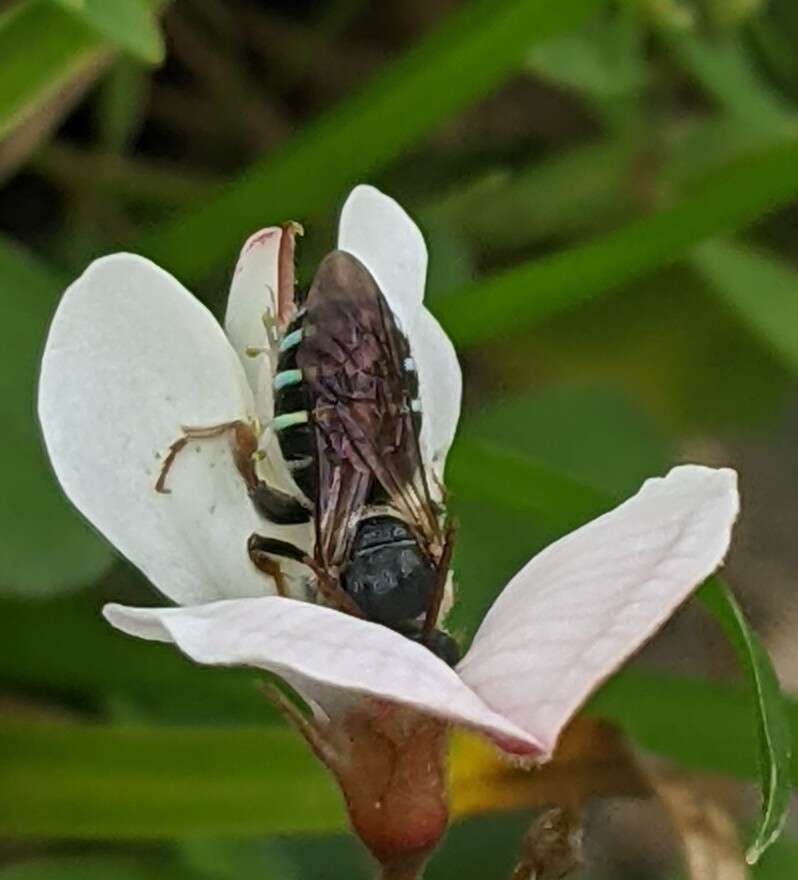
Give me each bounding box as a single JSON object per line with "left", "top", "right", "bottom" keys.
{"left": 338, "top": 184, "right": 427, "bottom": 331}
{"left": 38, "top": 253, "right": 296, "bottom": 605}
{"left": 224, "top": 228, "right": 301, "bottom": 494}
{"left": 458, "top": 465, "right": 739, "bottom": 757}
{"left": 104, "top": 598, "right": 545, "bottom": 756}
{"left": 411, "top": 307, "right": 462, "bottom": 480}
{"left": 225, "top": 227, "right": 282, "bottom": 410}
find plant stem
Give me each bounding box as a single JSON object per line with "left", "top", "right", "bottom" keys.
{"left": 379, "top": 857, "right": 426, "bottom": 880}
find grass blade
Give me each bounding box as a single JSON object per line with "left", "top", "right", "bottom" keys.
{"left": 693, "top": 238, "right": 798, "bottom": 374}
{"left": 134, "top": 0, "right": 603, "bottom": 283}
{"left": 435, "top": 139, "right": 798, "bottom": 347}
{"left": 48, "top": 0, "right": 164, "bottom": 65}
{"left": 698, "top": 578, "right": 793, "bottom": 865}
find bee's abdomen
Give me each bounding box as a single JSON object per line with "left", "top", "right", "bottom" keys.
{"left": 273, "top": 313, "right": 317, "bottom": 501}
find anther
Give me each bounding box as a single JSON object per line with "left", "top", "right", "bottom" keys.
{"left": 410, "top": 399, "right": 422, "bottom": 413}
{"left": 403, "top": 357, "right": 416, "bottom": 372}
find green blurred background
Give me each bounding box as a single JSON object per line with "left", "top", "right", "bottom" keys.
{"left": 2, "top": 0, "right": 798, "bottom": 876}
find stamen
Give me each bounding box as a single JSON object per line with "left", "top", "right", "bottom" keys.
{"left": 279, "top": 328, "right": 303, "bottom": 352}
{"left": 410, "top": 399, "right": 422, "bottom": 413}
{"left": 403, "top": 357, "right": 416, "bottom": 372}
{"left": 273, "top": 369, "right": 303, "bottom": 390}
{"left": 272, "top": 411, "right": 309, "bottom": 432}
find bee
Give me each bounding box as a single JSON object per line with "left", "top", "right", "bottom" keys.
{"left": 158, "top": 249, "right": 459, "bottom": 665}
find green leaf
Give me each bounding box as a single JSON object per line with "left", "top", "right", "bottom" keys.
{"left": 449, "top": 430, "right": 791, "bottom": 860}
{"left": 692, "top": 238, "right": 798, "bottom": 374}
{"left": 0, "top": 857, "right": 199, "bottom": 880}
{"left": 180, "top": 839, "right": 299, "bottom": 880}
{"left": 668, "top": 32, "right": 794, "bottom": 132}
{"left": 134, "top": 0, "right": 603, "bottom": 284}
{"left": 49, "top": 0, "right": 164, "bottom": 64}
{"left": 750, "top": 833, "right": 798, "bottom": 879}
{"left": 448, "top": 386, "right": 672, "bottom": 636}
{"left": 0, "top": 0, "right": 105, "bottom": 142}
{"left": 528, "top": 6, "right": 647, "bottom": 106}
{"left": 0, "top": 671, "right": 791, "bottom": 840}
{"left": 96, "top": 56, "right": 151, "bottom": 152}
{"left": 435, "top": 139, "right": 798, "bottom": 347}
{"left": 421, "top": 137, "right": 637, "bottom": 259}
{"left": 0, "top": 720, "right": 343, "bottom": 838}
{"left": 462, "top": 384, "right": 671, "bottom": 497}
{"left": 0, "top": 589, "right": 274, "bottom": 720}
{"left": 0, "top": 237, "right": 113, "bottom": 595}
{"left": 698, "top": 578, "right": 793, "bottom": 865}
{"left": 449, "top": 437, "right": 608, "bottom": 535}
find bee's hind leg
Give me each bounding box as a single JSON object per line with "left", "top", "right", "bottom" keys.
{"left": 247, "top": 534, "right": 363, "bottom": 618}
{"left": 248, "top": 534, "right": 308, "bottom": 597}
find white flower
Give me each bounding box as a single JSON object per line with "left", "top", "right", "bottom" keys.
{"left": 38, "top": 185, "right": 739, "bottom": 762}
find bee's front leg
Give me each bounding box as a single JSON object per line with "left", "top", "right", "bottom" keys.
{"left": 156, "top": 420, "right": 310, "bottom": 524}
{"left": 155, "top": 420, "right": 247, "bottom": 493}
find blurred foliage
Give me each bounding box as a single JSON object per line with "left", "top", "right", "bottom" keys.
{"left": 2, "top": 0, "right": 798, "bottom": 877}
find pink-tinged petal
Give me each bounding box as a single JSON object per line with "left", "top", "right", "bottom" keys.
{"left": 103, "top": 598, "right": 544, "bottom": 756}
{"left": 458, "top": 465, "right": 739, "bottom": 757}
{"left": 410, "top": 308, "right": 462, "bottom": 481}
{"left": 338, "top": 185, "right": 427, "bottom": 331}
{"left": 224, "top": 228, "right": 302, "bottom": 495}
{"left": 225, "top": 226, "right": 282, "bottom": 408}
{"left": 38, "top": 254, "right": 288, "bottom": 605}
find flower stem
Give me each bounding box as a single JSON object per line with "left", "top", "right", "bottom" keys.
{"left": 378, "top": 854, "right": 426, "bottom": 880}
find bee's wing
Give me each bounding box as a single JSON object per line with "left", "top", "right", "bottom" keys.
{"left": 300, "top": 251, "right": 442, "bottom": 570}
{"left": 312, "top": 436, "right": 372, "bottom": 571}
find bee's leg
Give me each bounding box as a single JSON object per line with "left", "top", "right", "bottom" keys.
{"left": 248, "top": 534, "right": 306, "bottom": 597}
{"left": 248, "top": 482, "right": 310, "bottom": 525}
{"left": 157, "top": 421, "right": 310, "bottom": 523}
{"left": 306, "top": 563, "right": 364, "bottom": 618}
{"left": 156, "top": 420, "right": 247, "bottom": 493}
{"left": 231, "top": 423, "right": 311, "bottom": 524}
{"left": 422, "top": 520, "right": 457, "bottom": 638}
{"left": 247, "top": 534, "right": 363, "bottom": 617}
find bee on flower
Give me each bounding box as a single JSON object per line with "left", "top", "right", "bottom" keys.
{"left": 38, "top": 185, "right": 739, "bottom": 880}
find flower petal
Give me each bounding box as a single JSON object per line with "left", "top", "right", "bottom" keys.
{"left": 224, "top": 228, "right": 302, "bottom": 494}
{"left": 38, "top": 253, "right": 287, "bottom": 605}
{"left": 337, "top": 184, "right": 427, "bottom": 332}
{"left": 457, "top": 465, "right": 739, "bottom": 758}
{"left": 104, "top": 597, "right": 545, "bottom": 756}
{"left": 411, "top": 307, "right": 462, "bottom": 480}
{"left": 225, "top": 227, "right": 282, "bottom": 411}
